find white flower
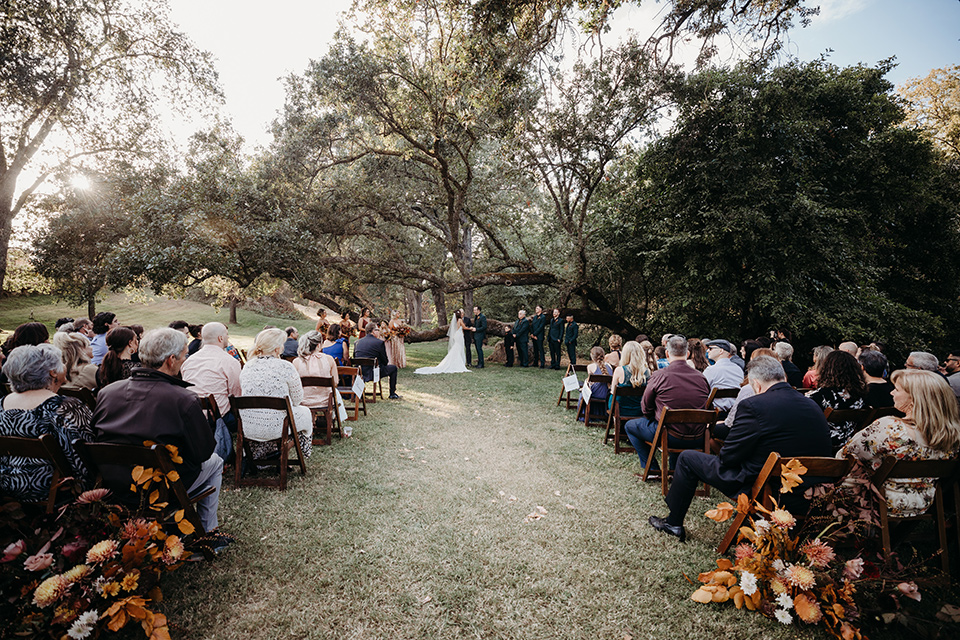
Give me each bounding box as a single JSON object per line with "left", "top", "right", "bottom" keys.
{"left": 774, "top": 608, "right": 793, "bottom": 625}
{"left": 772, "top": 559, "right": 787, "bottom": 575}
{"left": 67, "top": 610, "right": 99, "bottom": 640}
{"left": 754, "top": 519, "right": 771, "bottom": 534}
{"left": 740, "top": 571, "right": 758, "bottom": 596}
{"left": 777, "top": 593, "right": 794, "bottom": 610}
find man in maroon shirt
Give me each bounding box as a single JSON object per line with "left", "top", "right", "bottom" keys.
{"left": 624, "top": 335, "right": 710, "bottom": 473}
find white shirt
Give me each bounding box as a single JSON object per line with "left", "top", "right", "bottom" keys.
{"left": 180, "top": 344, "right": 242, "bottom": 415}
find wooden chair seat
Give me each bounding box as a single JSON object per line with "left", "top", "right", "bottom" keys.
{"left": 74, "top": 439, "right": 214, "bottom": 536}
{"left": 230, "top": 396, "right": 307, "bottom": 490}
{"left": 717, "top": 453, "right": 854, "bottom": 554}
{"left": 336, "top": 366, "right": 367, "bottom": 421}
{"left": 641, "top": 408, "right": 719, "bottom": 496}
{"left": 604, "top": 385, "right": 644, "bottom": 454}
{"left": 871, "top": 456, "right": 960, "bottom": 574}
{"left": 59, "top": 386, "right": 97, "bottom": 411}
{"left": 557, "top": 364, "right": 589, "bottom": 409}
{"left": 0, "top": 433, "right": 79, "bottom": 513}
{"left": 351, "top": 357, "right": 383, "bottom": 403}
{"left": 300, "top": 376, "right": 341, "bottom": 446}
{"left": 576, "top": 373, "right": 613, "bottom": 428}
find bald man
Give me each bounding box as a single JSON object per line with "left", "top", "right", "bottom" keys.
{"left": 838, "top": 341, "right": 859, "bottom": 357}
{"left": 181, "top": 322, "right": 242, "bottom": 442}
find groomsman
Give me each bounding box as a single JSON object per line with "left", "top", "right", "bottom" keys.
{"left": 513, "top": 309, "right": 530, "bottom": 367}
{"left": 530, "top": 305, "right": 547, "bottom": 368}
{"left": 471, "top": 305, "right": 487, "bottom": 368}
{"left": 548, "top": 308, "right": 564, "bottom": 370}
{"left": 564, "top": 313, "right": 578, "bottom": 365}
{"left": 463, "top": 314, "right": 474, "bottom": 366}
{"left": 503, "top": 323, "right": 515, "bottom": 367}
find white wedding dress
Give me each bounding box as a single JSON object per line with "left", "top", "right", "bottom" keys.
{"left": 414, "top": 317, "right": 471, "bottom": 375}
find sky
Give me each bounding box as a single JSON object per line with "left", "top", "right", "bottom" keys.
{"left": 166, "top": 0, "right": 960, "bottom": 151}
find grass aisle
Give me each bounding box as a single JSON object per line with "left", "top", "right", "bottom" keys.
{"left": 164, "top": 342, "right": 812, "bottom": 639}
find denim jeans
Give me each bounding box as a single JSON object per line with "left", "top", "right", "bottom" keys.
{"left": 188, "top": 453, "right": 223, "bottom": 533}
{"left": 624, "top": 416, "right": 704, "bottom": 472}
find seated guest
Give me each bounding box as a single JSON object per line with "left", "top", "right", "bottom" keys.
{"left": 90, "top": 312, "right": 119, "bottom": 365}
{"left": 609, "top": 341, "right": 649, "bottom": 415}
{"left": 239, "top": 329, "right": 313, "bottom": 461}
{"left": 93, "top": 329, "right": 227, "bottom": 540}
{"left": 686, "top": 338, "right": 709, "bottom": 372}
{"left": 740, "top": 339, "right": 762, "bottom": 364}
{"left": 128, "top": 324, "right": 145, "bottom": 363}
{"left": 714, "top": 347, "right": 777, "bottom": 440}
{"left": 292, "top": 330, "right": 338, "bottom": 409}
{"left": 649, "top": 356, "right": 832, "bottom": 542}
{"left": 187, "top": 324, "right": 203, "bottom": 356}
{"left": 1, "top": 322, "right": 49, "bottom": 356}
{"left": 73, "top": 318, "right": 94, "bottom": 339}
{"left": 773, "top": 341, "right": 804, "bottom": 388}
{"left": 353, "top": 321, "right": 400, "bottom": 399}
{"left": 0, "top": 345, "right": 95, "bottom": 502}
{"left": 639, "top": 340, "right": 657, "bottom": 373}
{"left": 52, "top": 332, "right": 98, "bottom": 391}
{"left": 654, "top": 345, "right": 668, "bottom": 370}
{"left": 168, "top": 320, "right": 190, "bottom": 335}
{"left": 282, "top": 326, "right": 300, "bottom": 358}
{"left": 838, "top": 369, "right": 960, "bottom": 516}
{"left": 806, "top": 350, "right": 867, "bottom": 451}
{"left": 95, "top": 327, "right": 139, "bottom": 390}
{"left": 905, "top": 351, "right": 940, "bottom": 372}
{"left": 180, "top": 322, "right": 242, "bottom": 433}
{"left": 944, "top": 349, "right": 960, "bottom": 398}
{"left": 861, "top": 349, "right": 895, "bottom": 408}
{"left": 55, "top": 317, "right": 74, "bottom": 331}
{"left": 838, "top": 341, "right": 859, "bottom": 357}
{"left": 320, "top": 323, "right": 348, "bottom": 365}
{"left": 625, "top": 335, "right": 710, "bottom": 474}
{"left": 802, "top": 345, "right": 834, "bottom": 389}
{"left": 703, "top": 339, "right": 744, "bottom": 412}
{"left": 578, "top": 346, "right": 612, "bottom": 422}
{"left": 604, "top": 335, "right": 623, "bottom": 368}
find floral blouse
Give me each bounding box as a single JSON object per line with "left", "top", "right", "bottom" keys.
{"left": 838, "top": 416, "right": 955, "bottom": 517}
{"left": 806, "top": 387, "right": 866, "bottom": 452}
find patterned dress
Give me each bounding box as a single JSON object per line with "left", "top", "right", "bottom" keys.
{"left": 0, "top": 395, "right": 94, "bottom": 502}
{"left": 386, "top": 320, "right": 407, "bottom": 368}
{"left": 806, "top": 387, "right": 866, "bottom": 452}
{"left": 838, "top": 417, "right": 956, "bottom": 517}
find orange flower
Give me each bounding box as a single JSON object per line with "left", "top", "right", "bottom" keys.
{"left": 120, "top": 518, "right": 151, "bottom": 540}
{"left": 163, "top": 535, "right": 185, "bottom": 565}
{"left": 734, "top": 543, "right": 756, "bottom": 563}
{"left": 121, "top": 569, "right": 140, "bottom": 592}
{"left": 770, "top": 576, "right": 789, "bottom": 594}
{"left": 33, "top": 575, "right": 69, "bottom": 607}
{"left": 801, "top": 539, "right": 836, "bottom": 568}
{"left": 85, "top": 540, "right": 119, "bottom": 564}
{"left": 102, "top": 581, "right": 120, "bottom": 597}
{"left": 794, "top": 592, "right": 823, "bottom": 623}
{"left": 786, "top": 564, "right": 816, "bottom": 590}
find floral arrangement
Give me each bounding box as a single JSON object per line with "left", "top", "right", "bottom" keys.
{"left": 692, "top": 459, "right": 957, "bottom": 639}
{"left": 394, "top": 323, "right": 412, "bottom": 338}
{"left": 0, "top": 444, "right": 198, "bottom": 639}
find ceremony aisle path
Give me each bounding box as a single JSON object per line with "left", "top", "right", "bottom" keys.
{"left": 163, "top": 341, "right": 807, "bottom": 640}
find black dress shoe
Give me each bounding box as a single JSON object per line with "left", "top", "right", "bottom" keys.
{"left": 648, "top": 515, "right": 685, "bottom": 543}
{"left": 389, "top": 394, "right": 402, "bottom": 400}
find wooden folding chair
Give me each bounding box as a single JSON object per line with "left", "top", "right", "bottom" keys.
{"left": 198, "top": 395, "right": 223, "bottom": 433}
{"left": 868, "top": 406, "right": 904, "bottom": 422}
{"left": 823, "top": 407, "right": 874, "bottom": 434}
{"left": 74, "top": 440, "right": 214, "bottom": 535}
{"left": 871, "top": 456, "right": 960, "bottom": 573}
{"left": 716, "top": 452, "right": 854, "bottom": 554}
{"left": 351, "top": 357, "right": 383, "bottom": 403}
{"left": 604, "top": 386, "right": 645, "bottom": 454}
{"left": 300, "top": 376, "right": 341, "bottom": 446}
{"left": 0, "top": 433, "right": 79, "bottom": 513}
{"left": 557, "top": 364, "right": 589, "bottom": 409}
{"left": 336, "top": 366, "right": 367, "bottom": 421}
{"left": 641, "top": 408, "right": 720, "bottom": 496}
{"left": 230, "top": 396, "right": 308, "bottom": 490}
{"left": 576, "top": 373, "right": 613, "bottom": 428}
{"left": 59, "top": 386, "right": 97, "bottom": 411}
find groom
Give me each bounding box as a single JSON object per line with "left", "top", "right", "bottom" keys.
{"left": 470, "top": 305, "right": 487, "bottom": 368}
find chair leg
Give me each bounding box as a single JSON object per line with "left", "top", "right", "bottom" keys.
{"left": 935, "top": 490, "right": 949, "bottom": 574}
{"left": 234, "top": 430, "right": 244, "bottom": 488}
{"left": 279, "top": 436, "right": 288, "bottom": 492}
{"left": 879, "top": 504, "right": 892, "bottom": 562}
{"left": 661, "top": 429, "right": 669, "bottom": 497}
{"left": 718, "top": 511, "right": 749, "bottom": 555}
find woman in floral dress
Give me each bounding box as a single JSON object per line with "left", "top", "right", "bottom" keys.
{"left": 806, "top": 350, "right": 867, "bottom": 452}
{"left": 838, "top": 369, "right": 960, "bottom": 517}
{"left": 385, "top": 310, "right": 407, "bottom": 368}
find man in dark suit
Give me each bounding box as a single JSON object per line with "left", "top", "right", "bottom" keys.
{"left": 530, "top": 305, "right": 547, "bottom": 368}
{"left": 548, "top": 308, "right": 564, "bottom": 370}
{"left": 471, "top": 306, "right": 487, "bottom": 368}
{"left": 503, "top": 323, "right": 515, "bottom": 367}
{"left": 512, "top": 309, "right": 530, "bottom": 367}
{"left": 353, "top": 321, "right": 400, "bottom": 399}
{"left": 563, "top": 313, "right": 578, "bottom": 365}
{"left": 648, "top": 356, "right": 831, "bottom": 542}
{"left": 463, "top": 314, "right": 474, "bottom": 366}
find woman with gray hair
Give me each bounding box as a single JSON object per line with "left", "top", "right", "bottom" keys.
{"left": 0, "top": 344, "right": 94, "bottom": 502}
{"left": 292, "top": 330, "right": 339, "bottom": 409}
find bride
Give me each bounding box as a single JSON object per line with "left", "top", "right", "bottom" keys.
{"left": 414, "top": 309, "right": 471, "bottom": 375}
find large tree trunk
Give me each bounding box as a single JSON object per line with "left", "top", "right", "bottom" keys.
{"left": 431, "top": 288, "right": 447, "bottom": 326}
{"left": 229, "top": 296, "right": 238, "bottom": 325}
{"left": 87, "top": 294, "right": 96, "bottom": 320}
{"left": 0, "top": 194, "right": 13, "bottom": 295}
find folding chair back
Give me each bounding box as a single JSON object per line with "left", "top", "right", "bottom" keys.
{"left": 230, "top": 395, "right": 307, "bottom": 490}
{"left": 351, "top": 357, "right": 383, "bottom": 402}
{"left": 198, "top": 395, "right": 223, "bottom": 433}
{"left": 871, "top": 456, "right": 960, "bottom": 573}
{"left": 300, "top": 376, "right": 340, "bottom": 445}
{"left": 604, "top": 386, "right": 645, "bottom": 453}
{"left": 823, "top": 407, "right": 874, "bottom": 434}
{"left": 557, "top": 364, "right": 589, "bottom": 409}
{"left": 705, "top": 387, "right": 739, "bottom": 409}
{"left": 641, "top": 408, "right": 719, "bottom": 496}
{"left": 577, "top": 373, "right": 613, "bottom": 428}
{"left": 59, "top": 386, "right": 97, "bottom": 411}
{"left": 0, "top": 433, "right": 78, "bottom": 513}
{"left": 73, "top": 439, "right": 213, "bottom": 535}
{"left": 336, "top": 366, "right": 367, "bottom": 421}
{"left": 717, "top": 453, "right": 854, "bottom": 554}
{"left": 868, "top": 406, "right": 904, "bottom": 422}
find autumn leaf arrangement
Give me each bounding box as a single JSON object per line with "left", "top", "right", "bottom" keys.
{"left": 691, "top": 459, "right": 957, "bottom": 640}
{"left": 0, "top": 444, "right": 198, "bottom": 640}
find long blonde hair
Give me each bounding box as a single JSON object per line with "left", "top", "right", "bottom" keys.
{"left": 52, "top": 332, "right": 90, "bottom": 382}
{"left": 891, "top": 369, "right": 960, "bottom": 452}
{"left": 250, "top": 328, "right": 286, "bottom": 358}
{"left": 621, "top": 341, "right": 649, "bottom": 388}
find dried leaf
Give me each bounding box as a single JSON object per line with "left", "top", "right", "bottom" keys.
{"left": 712, "top": 586, "right": 729, "bottom": 603}
{"left": 737, "top": 493, "right": 752, "bottom": 514}
{"left": 705, "top": 502, "right": 735, "bottom": 522}
{"left": 733, "top": 591, "right": 744, "bottom": 609}
{"left": 780, "top": 458, "right": 808, "bottom": 493}
{"left": 716, "top": 558, "right": 733, "bottom": 571}
{"left": 691, "top": 588, "right": 713, "bottom": 604}
{"left": 936, "top": 604, "right": 960, "bottom": 623}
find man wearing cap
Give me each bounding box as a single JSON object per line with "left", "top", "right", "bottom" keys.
{"left": 703, "top": 339, "right": 743, "bottom": 413}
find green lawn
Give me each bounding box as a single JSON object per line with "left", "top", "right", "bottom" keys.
{"left": 160, "top": 340, "right": 829, "bottom": 640}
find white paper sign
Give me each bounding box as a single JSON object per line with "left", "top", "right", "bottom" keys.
{"left": 562, "top": 373, "right": 580, "bottom": 393}
{"left": 334, "top": 389, "right": 348, "bottom": 423}
{"left": 373, "top": 366, "right": 380, "bottom": 383}
{"left": 351, "top": 374, "right": 365, "bottom": 398}
{"left": 580, "top": 380, "right": 592, "bottom": 403}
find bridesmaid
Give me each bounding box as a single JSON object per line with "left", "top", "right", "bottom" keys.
{"left": 385, "top": 310, "right": 407, "bottom": 369}
{"left": 358, "top": 308, "right": 372, "bottom": 338}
